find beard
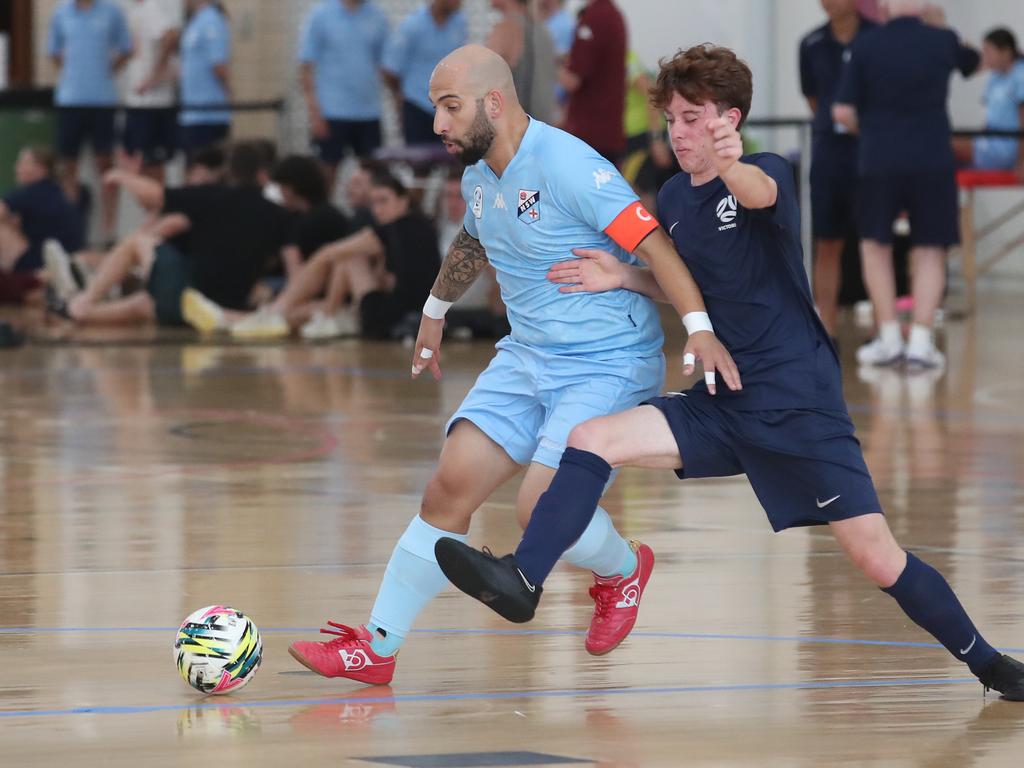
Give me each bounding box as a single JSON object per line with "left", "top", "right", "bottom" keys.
{"left": 452, "top": 102, "right": 496, "bottom": 166}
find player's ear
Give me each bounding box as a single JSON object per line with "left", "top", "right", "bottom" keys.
{"left": 487, "top": 89, "right": 504, "bottom": 119}
{"left": 724, "top": 106, "right": 743, "bottom": 129}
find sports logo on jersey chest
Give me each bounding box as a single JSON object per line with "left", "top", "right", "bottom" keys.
{"left": 716, "top": 195, "right": 738, "bottom": 231}
{"left": 517, "top": 189, "right": 541, "bottom": 224}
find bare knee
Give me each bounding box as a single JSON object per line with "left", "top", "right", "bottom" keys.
{"left": 566, "top": 419, "right": 611, "bottom": 460}
{"left": 844, "top": 538, "right": 907, "bottom": 587}
{"left": 420, "top": 469, "right": 473, "bottom": 533}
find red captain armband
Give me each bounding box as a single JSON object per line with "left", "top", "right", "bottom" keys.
{"left": 604, "top": 201, "right": 659, "bottom": 252}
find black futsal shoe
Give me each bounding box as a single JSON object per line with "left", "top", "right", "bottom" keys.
{"left": 434, "top": 538, "right": 541, "bottom": 623}
{"left": 978, "top": 654, "right": 1024, "bottom": 701}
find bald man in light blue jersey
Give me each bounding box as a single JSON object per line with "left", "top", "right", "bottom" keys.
{"left": 288, "top": 45, "right": 739, "bottom": 684}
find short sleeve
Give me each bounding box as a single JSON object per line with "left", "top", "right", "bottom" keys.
{"left": 566, "top": 10, "right": 601, "bottom": 81}
{"left": 548, "top": 147, "right": 657, "bottom": 252}
{"left": 46, "top": 11, "right": 64, "bottom": 57}
{"left": 112, "top": 7, "right": 134, "bottom": 55}
{"left": 748, "top": 154, "right": 798, "bottom": 231}
{"left": 798, "top": 39, "right": 815, "bottom": 99}
{"left": 833, "top": 43, "right": 862, "bottom": 107}
{"left": 382, "top": 16, "right": 415, "bottom": 77}
{"left": 297, "top": 7, "right": 322, "bottom": 64}
{"left": 206, "top": 15, "right": 230, "bottom": 66}
{"left": 1013, "top": 63, "right": 1024, "bottom": 102}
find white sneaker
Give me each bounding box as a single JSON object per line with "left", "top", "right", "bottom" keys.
{"left": 43, "top": 239, "right": 78, "bottom": 301}
{"left": 856, "top": 336, "right": 904, "bottom": 367}
{"left": 230, "top": 307, "right": 289, "bottom": 339}
{"left": 299, "top": 309, "right": 359, "bottom": 340}
{"left": 904, "top": 339, "right": 946, "bottom": 370}
{"left": 181, "top": 288, "right": 228, "bottom": 333}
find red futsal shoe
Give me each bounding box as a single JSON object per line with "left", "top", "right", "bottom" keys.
{"left": 584, "top": 541, "right": 655, "bottom": 656}
{"left": 289, "top": 622, "right": 396, "bottom": 685}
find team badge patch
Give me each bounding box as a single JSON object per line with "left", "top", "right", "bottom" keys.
{"left": 517, "top": 189, "right": 540, "bottom": 225}
{"left": 472, "top": 185, "right": 484, "bottom": 219}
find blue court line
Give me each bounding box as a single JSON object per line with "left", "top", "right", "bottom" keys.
{"left": 1, "top": 625, "right": 1021, "bottom": 655}
{"left": 0, "top": 676, "right": 982, "bottom": 719}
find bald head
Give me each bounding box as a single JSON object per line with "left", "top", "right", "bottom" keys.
{"left": 883, "top": 0, "right": 926, "bottom": 15}
{"left": 431, "top": 44, "right": 519, "bottom": 105}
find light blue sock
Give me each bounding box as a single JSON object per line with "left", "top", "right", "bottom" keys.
{"left": 367, "top": 515, "right": 468, "bottom": 657}
{"left": 561, "top": 506, "right": 637, "bottom": 578}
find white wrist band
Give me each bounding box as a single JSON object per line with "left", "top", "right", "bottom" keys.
{"left": 423, "top": 294, "right": 453, "bottom": 320}
{"left": 682, "top": 311, "right": 714, "bottom": 335}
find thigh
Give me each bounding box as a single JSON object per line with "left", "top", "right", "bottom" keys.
{"left": 906, "top": 171, "right": 959, "bottom": 247}
{"left": 535, "top": 354, "right": 664, "bottom": 469}
{"left": 570, "top": 403, "right": 684, "bottom": 470}
{"left": 146, "top": 244, "right": 192, "bottom": 326}
{"left": 445, "top": 343, "right": 546, "bottom": 466}
{"left": 733, "top": 409, "right": 882, "bottom": 532}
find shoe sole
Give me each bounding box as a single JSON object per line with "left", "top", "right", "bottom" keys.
{"left": 43, "top": 243, "right": 78, "bottom": 301}
{"left": 180, "top": 290, "right": 223, "bottom": 334}
{"left": 586, "top": 543, "right": 655, "bottom": 657}
{"left": 435, "top": 539, "right": 536, "bottom": 623}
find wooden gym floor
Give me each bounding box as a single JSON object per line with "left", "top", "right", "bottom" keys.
{"left": 0, "top": 296, "right": 1022, "bottom": 767}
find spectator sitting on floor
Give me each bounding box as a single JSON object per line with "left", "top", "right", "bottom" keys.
{"left": 0, "top": 146, "right": 83, "bottom": 305}
{"left": 952, "top": 27, "right": 1024, "bottom": 177}
{"left": 184, "top": 169, "right": 440, "bottom": 341}
{"left": 47, "top": 141, "right": 291, "bottom": 328}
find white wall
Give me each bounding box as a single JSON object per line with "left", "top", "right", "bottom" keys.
{"left": 624, "top": 0, "right": 1024, "bottom": 283}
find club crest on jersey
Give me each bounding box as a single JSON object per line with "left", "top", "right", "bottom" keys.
{"left": 517, "top": 189, "right": 540, "bottom": 225}
{"left": 472, "top": 185, "right": 484, "bottom": 219}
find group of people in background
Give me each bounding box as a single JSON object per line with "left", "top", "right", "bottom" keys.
{"left": 802, "top": 0, "right": 1024, "bottom": 372}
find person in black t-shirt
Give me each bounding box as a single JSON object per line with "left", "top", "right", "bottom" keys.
{"left": 56, "top": 141, "right": 291, "bottom": 328}
{"left": 205, "top": 169, "right": 440, "bottom": 340}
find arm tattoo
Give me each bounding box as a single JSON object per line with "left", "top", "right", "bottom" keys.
{"left": 432, "top": 227, "right": 489, "bottom": 301}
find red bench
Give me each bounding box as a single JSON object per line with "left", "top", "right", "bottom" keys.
{"left": 956, "top": 169, "right": 1024, "bottom": 313}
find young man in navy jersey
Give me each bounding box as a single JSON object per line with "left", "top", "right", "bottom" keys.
{"left": 435, "top": 44, "right": 1024, "bottom": 699}
{"left": 799, "top": 0, "right": 876, "bottom": 337}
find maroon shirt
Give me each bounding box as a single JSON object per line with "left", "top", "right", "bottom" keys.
{"left": 564, "top": 0, "right": 627, "bottom": 158}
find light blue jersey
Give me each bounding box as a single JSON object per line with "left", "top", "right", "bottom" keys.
{"left": 47, "top": 0, "right": 133, "bottom": 106}
{"left": 179, "top": 4, "right": 231, "bottom": 126}
{"left": 546, "top": 8, "right": 576, "bottom": 56}
{"left": 298, "top": 0, "right": 389, "bottom": 121}
{"left": 461, "top": 119, "right": 663, "bottom": 360}
{"left": 382, "top": 6, "right": 468, "bottom": 113}
{"left": 974, "top": 60, "right": 1024, "bottom": 170}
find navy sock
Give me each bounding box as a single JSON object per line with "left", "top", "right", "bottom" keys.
{"left": 882, "top": 552, "right": 997, "bottom": 676}
{"left": 515, "top": 447, "right": 612, "bottom": 586}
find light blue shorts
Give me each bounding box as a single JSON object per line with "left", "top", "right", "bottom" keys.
{"left": 973, "top": 136, "right": 1018, "bottom": 170}
{"left": 446, "top": 338, "right": 665, "bottom": 468}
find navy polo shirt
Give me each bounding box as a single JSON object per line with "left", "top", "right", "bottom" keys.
{"left": 658, "top": 154, "right": 844, "bottom": 412}
{"left": 835, "top": 16, "right": 979, "bottom": 176}
{"left": 799, "top": 16, "right": 877, "bottom": 176}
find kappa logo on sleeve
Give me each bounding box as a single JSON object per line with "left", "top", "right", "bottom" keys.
{"left": 517, "top": 189, "right": 540, "bottom": 224}
{"left": 472, "top": 185, "right": 484, "bottom": 219}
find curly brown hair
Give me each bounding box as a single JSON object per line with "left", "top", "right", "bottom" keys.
{"left": 650, "top": 44, "right": 753, "bottom": 128}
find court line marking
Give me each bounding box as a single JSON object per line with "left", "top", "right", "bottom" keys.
{"left": 0, "top": 625, "right": 1020, "bottom": 655}
{"left": 0, "top": 676, "right": 983, "bottom": 719}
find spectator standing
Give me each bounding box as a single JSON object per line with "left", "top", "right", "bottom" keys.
{"left": 382, "top": 0, "right": 468, "bottom": 146}
{"left": 799, "top": 0, "right": 876, "bottom": 337}
{"left": 539, "top": 0, "right": 575, "bottom": 113}
{"left": 559, "top": 0, "right": 627, "bottom": 165}
{"left": 487, "top": 0, "right": 557, "bottom": 123}
{"left": 953, "top": 28, "right": 1024, "bottom": 176}
{"left": 179, "top": 0, "right": 231, "bottom": 158}
{"left": 47, "top": 0, "right": 133, "bottom": 244}
{"left": 119, "top": 0, "right": 184, "bottom": 182}
{"left": 298, "top": 0, "right": 390, "bottom": 195}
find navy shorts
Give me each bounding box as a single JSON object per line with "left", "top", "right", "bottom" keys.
{"left": 401, "top": 100, "right": 437, "bottom": 146}
{"left": 122, "top": 108, "right": 178, "bottom": 165}
{"left": 313, "top": 119, "right": 382, "bottom": 164}
{"left": 810, "top": 168, "right": 858, "bottom": 240}
{"left": 645, "top": 391, "right": 882, "bottom": 532}
{"left": 858, "top": 171, "right": 959, "bottom": 247}
{"left": 146, "top": 243, "right": 193, "bottom": 327}
{"left": 179, "top": 123, "right": 230, "bottom": 159}
{"left": 56, "top": 107, "right": 116, "bottom": 159}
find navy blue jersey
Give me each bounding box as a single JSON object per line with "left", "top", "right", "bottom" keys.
{"left": 835, "top": 16, "right": 979, "bottom": 175}
{"left": 799, "top": 16, "right": 877, "bottom": 176}
{"left": 2, "top": 178, "right": 83, "bottom": 271}
{"left": 658, "top": 153, "right": 843, "bottom": 412}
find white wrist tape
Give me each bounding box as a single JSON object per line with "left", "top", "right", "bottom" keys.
{"left": 423, "top": 294, "right": 453, "bottom": 320}
{"left": 682, "top": 311, "right": 714, "bottom": 335}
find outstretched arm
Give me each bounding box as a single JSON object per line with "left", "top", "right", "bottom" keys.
{"left": 411, "top": 227, "right": 489, "bottom": 380}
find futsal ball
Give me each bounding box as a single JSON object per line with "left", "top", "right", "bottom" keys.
{"left": 174, "top": 605, "right": 262, "bottom": 695}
